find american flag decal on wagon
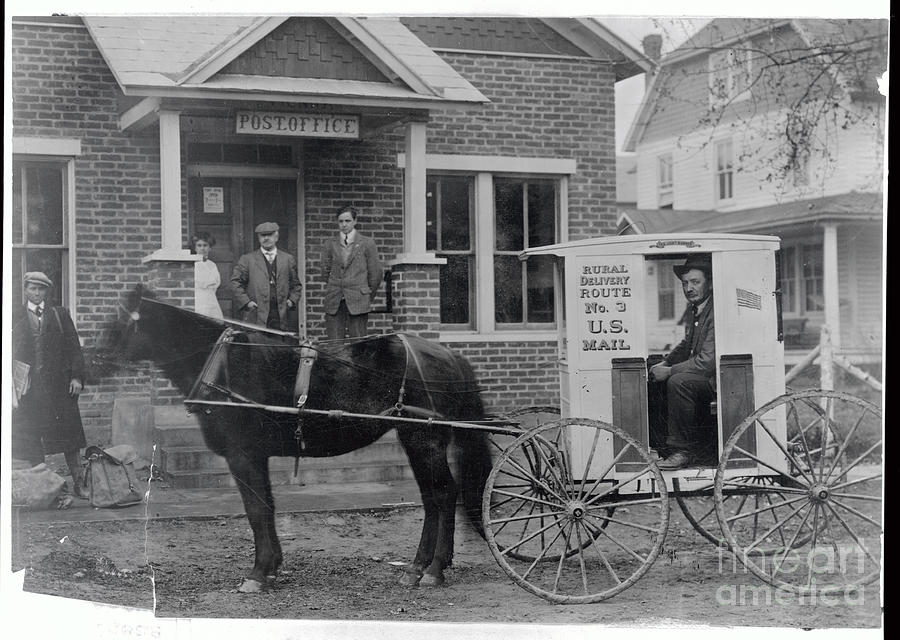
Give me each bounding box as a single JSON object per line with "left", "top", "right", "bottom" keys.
{"left": 736, "top": 287, "right": 762, "bottom": 310}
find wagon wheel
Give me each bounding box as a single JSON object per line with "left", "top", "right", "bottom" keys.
{"left": 714, "top": 390, "right": 882, "bottom": 595}
{"left": 483, "top": 418, "right": 669, "bottom": 603}
{"left": 485, "top": 406, "right": 609, "bottom": 562}
{"left": 486, "top": 410, "right": 615, "bottom": 563}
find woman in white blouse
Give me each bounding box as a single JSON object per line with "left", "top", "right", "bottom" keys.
{"left": 192, "top": 231, "right": 224, "bottom": 320}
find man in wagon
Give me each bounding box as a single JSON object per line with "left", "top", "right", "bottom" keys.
{"left": 649, "top": 255, "right": 715, "bottom": 470}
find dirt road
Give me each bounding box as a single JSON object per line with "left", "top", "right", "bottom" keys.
{"left": 10, "top": 504, "right": 881, "bottom": 627}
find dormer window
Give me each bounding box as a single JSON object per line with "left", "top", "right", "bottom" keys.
{"left": 709, "top": 47, "right": 752, "bottom": 107}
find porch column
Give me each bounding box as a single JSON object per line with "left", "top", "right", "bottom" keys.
{"left": 390, "top": 121, "right": 444, "bottom": 337}
{"left": 143, "top": 109, "right": 193, "bottom": 262}
{"left": 822, "top": 223, "right": 841, "bottom": 351}
{"left": 399, "top": 121, "right": 429, "bottom": 259}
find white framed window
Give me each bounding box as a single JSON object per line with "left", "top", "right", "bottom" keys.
{"left": 779, "top": 243, "right": 824, "bottom": 314}
{"left": 657, "top": 260, "right": 678, "bottom": 320}
{"left": 426, "top": 173, "right": 560, "bottom": 330}
{"left": 715, "top": 139, "right": 734, "bottom": 202}
{"left": 657, "top": 153, "right": 674, "bottom": 208}
{"left": 709, "top": 46, "right": 752, "bottom": 108}
{"left": 11, "top": 157, "right": 74, "bottom": 307}
{"left": 404, "top": 154, "right": 572, "bottom": 336}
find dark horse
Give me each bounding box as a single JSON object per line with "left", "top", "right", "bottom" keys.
{"left": 110, "top": 288, "right": 492, "bottom": 592}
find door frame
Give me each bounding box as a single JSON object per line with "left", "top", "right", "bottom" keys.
{"left": 186, "top": 163, "right": 307, "bottom": 334}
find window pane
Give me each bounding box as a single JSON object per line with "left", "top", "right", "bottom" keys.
{"left": 526, "top": 255, "right": 555, "bottom": 323}
{"left": 425, "top": 179, "right": 437, "bottom": 251}
{"left": 222, "top": 144, "right": 258, "bottom": 163}
{"left": 494, "top": 255, "right": 523, "bottom": 323}
{"left": 802, "top": 244, "right": 824, "bottom": 312}
{"left": 13, "top": 164, "right": 24, "bottom": 243}
{"left": 25, "top": 166, "right": 64, "bottom": 244}
{"left": 779, "top": 246, "right": 797, "bottom": 313}
{"left": 527, "top": 181, "right": 556, "bottom": 248}
{"left": 439, "top": 255, "right": 471, "bottom": 325}
{"left": 440, "top": 179, "right": 471, "bottom": 251}
{"left": 494, "top": 180, "right": 524, "bottom": 251}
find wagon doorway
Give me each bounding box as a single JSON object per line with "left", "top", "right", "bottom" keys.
{"left": 188, "top": 173, "right": 303, "bottom": 329}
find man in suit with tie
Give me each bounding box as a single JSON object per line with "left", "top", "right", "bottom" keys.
{"left": 231, "top": 222, "right": 303, "bottom": 331}
{"left": 649, "top": 255, "right": 716, "bottom": 470}
{"left": 322, "top": 206, "right": 384, "bottom": 340}
{"left": 12, "top": 272, "right": 88, "bottom": 496}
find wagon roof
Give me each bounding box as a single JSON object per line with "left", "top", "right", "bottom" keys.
{"left": 520, "top": 233, "right": 780, "bottom": 258}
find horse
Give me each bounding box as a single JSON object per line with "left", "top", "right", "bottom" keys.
{"left": 109, "top": 287, "right": 493, "bottom": 593}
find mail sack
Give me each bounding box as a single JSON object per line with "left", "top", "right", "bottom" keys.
{"left": 83, "top": 444, "right": 143, "bottom": 508}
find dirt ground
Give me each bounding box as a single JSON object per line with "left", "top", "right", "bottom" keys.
{"left": 9, "top": 503, "right": 882, "bottom": 628}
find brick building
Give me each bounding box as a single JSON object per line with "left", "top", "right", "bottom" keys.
{"left": 9, "top": 16, "right": 646, "bottom": 483}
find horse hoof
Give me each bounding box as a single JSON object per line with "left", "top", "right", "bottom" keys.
{"left": 420, "top": 573, "right": 445, "bottom": 587}
{"left": 238, "top": 579, "right": 266, "bottom": 593}
{"left": 399, "top": 572, "right": 421, "bottom": 587}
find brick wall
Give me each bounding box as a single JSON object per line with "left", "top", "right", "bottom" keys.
{"left": 426, "top": 53, "right": 619, "bottom": 239}
{"left": 12, "top": 21, "right": 167, "bottom": 441}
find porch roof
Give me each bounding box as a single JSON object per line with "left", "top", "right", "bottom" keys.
{"left": 83, "top": 16, "right": 488, "bottom": 106}
{"left": 618, "top": 192, "right": 884, "bottom": 235}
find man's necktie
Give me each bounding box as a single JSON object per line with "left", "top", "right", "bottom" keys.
{"left": 264, "top": 251, "right": 275, "bottom": 264}
{"left": 34, "top": 306, "right": 43, "bottom": 329}
{"left": 343, "top": 233, "right": 349, "bottom": 246}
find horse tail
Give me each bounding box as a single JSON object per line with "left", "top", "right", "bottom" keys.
{"left": 455, "top": 425, "right": 493, "bottom": 538}
{"left": 450, "top": 355, "right": 493, "bottom": 537}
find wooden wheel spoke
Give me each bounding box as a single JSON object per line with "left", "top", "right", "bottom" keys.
{"left": 573, "top": 523, "right": 590, "bottom": 595}
{"left": 786, "top": 403, "right": 819, "bottom": 479}
{"left": 587, "top": 512, "right": 664, "bottom": 535}
{"left": 822, "top": 502, "right": 881, "bottom": 566}
{"left": 500, "top": 453, "right": 568, "bottom": 503}
{"left": 586, "top": 496, "right": 663, "bottom": 510}
{"left": 823, "top": 406, "right": 872, "bottom": 481}
{"left": 828, "top": 492, "right": 882, "bottom": 503}
{"left": 502, "top": 515, "right": 567, "bottom": 559}
{"left": 829, "top": 440, "right": 882, "bottom": 486}
{"left": 491, "top": 488, "right": 565, "bottom": 510}
{"left": 829, "top": 473, "right": 882, "bottom": 492}
{"left": 817, "top": 396, "right": 834, "bottom": 479}
{"left": 576, "top": 427, "right": 603, "bottom": 502}
{"left": 582, "top": 443, "right": 634, "bottom": 498}
{"left": 492, "top": 490, "right": 537, "bottom": 539}
{"left": 724, "top": 493, "right": 808, "bottom": 525}
{"left": 732, "top": 444, "right": 810, "bottom": 485}
{"left": 582, "top": 514, "right": 649, "bottom": 564}
{"left": 803, "top": 504, "right": 822, "bottom": 588}
{"left": 769, "top": 505, "right": 815, "bottom": 579}
{"left": 721, "top": 480, "right": 809, "bottom": 495}
{"left": 750, "top": 417, "right": 816, "bottom": 485}
{"left": 579, "top": 521, "right": 621, "bottom": 585}
{"left": 529, "top": 440, "right": 569, "bottom": 498}
{"left": 762, "top": 491, "right": 791, "bottom": 547}
{"left": 584, "top": 465, "right": 655, "bottom": 508}
{"left": 490, "top": 509, "right": 567, "bottom": 527}
{"left": 827, "top": 497, "right": 882, "bottom": 529}
{"left": 744, "top": 499, "right": 810, "bottom": 553}
{"left": 521, "top": 524, "right": 568, "bottom": 580}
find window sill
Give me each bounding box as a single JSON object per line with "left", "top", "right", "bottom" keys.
{"left": 439, "top": 331, "right": 558, "bottom": 343}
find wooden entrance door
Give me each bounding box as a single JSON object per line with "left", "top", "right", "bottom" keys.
{"left": 189, "top": 177, "right": 298, "bottom": 321}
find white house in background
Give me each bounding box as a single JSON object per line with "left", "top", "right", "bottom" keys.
{"left": 619, "top": 18, "right": 886, "bottom": 361}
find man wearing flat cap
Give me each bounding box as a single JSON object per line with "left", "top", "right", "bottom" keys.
{"left": 231, "top": 222, "right": 302, "bottom": 331}
{"left": 649, "top": 255, "right": 716, "bottom": 470}
{"left": 12, "top": 272, "right": 88, "bottom": 496}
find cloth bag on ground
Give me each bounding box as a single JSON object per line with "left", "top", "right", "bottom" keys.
{"left": 83, "top": 444, "right": 143, "bottom": 508}
{"left": 11, "top": 463, "right": 67, "bottom": 510}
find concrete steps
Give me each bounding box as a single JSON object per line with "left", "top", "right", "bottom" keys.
{"left": 146, "top": 405, "right": 414, "bottom": 489}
